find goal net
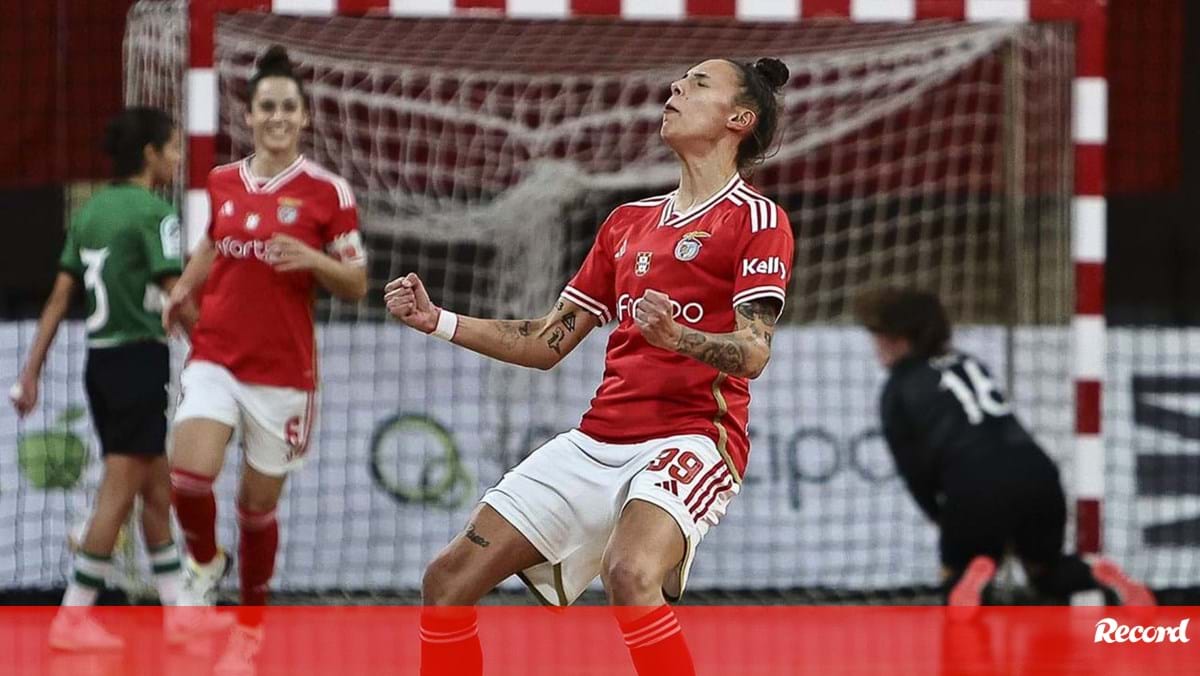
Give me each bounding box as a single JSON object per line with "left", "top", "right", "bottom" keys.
{"left": 0, "top": 0, "right": 1090, "bottom": 602}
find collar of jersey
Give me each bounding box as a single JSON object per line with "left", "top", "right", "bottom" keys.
{"left": 657, "top": 173, "right": 744, "bottom": 229}
{"left": 239, "top": 155, "right": 306, "bottom": 194}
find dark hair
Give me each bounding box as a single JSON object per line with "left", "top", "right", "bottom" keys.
{"left": 853, "top": 287, "right": 952, "bottom": 359}
{"left": 728, "top": 57, "right": 789, "bottom": 173}
{"left": 247, "top": 44, "right": 307, "bottom": 108}
{"left": 102, "top": 107, "right": 175, "bottom": 179}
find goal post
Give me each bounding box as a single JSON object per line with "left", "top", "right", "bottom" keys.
{"left": 108, "top": 0, "right": 1109, "bottom": 600}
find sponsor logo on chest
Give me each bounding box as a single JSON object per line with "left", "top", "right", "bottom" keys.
{"left": 741, "top": 256, "right": 787, "bottom": 279}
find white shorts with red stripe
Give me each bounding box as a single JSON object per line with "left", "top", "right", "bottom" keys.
{"left": 480, "top": 429, "right": 738, "bottom": 606}
{"left": 174, "top": 360, "right": 315, "bottom": 477}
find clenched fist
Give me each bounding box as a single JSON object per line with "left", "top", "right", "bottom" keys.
{"left": 383, "top": 273, "right": 439, "bottom": 334}
{"left": 633, "top": 289, "right": 682, "bottom": 351}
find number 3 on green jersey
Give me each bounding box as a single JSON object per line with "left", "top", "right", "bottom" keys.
{"left": 59, "top": 185, "right": 183, "bottom": 346}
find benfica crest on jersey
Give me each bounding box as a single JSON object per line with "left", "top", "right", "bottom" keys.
{"left": 674, "top": 231, "right": 711, "bottom": 261}
{"left": 634, "top": 252, "right": 652, "bottom": 276}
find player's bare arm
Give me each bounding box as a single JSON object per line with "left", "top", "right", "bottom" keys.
{"left": 384, "top": 272, "right": 596, "bottom": 370}
{"left": 9, "top": 272, "right": 77, "bottom": 417}
{"left": 163, "top": 235, "right": 216, "bottom": 335}
{"left": 269, "top": 233, "right": 368, "bottom": 301}
{"left": 634, "top": 289, "right": 776, "bottom": 379}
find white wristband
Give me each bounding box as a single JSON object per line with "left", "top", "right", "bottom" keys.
{"left": 432, "top": 309, "right": 458, "bottom": 341}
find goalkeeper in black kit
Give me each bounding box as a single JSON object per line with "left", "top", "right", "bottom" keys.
{"left": 853, "top": 287, "right": 1154, "bottom": 606}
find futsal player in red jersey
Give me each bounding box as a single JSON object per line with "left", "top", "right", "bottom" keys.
{"left": 387, "top": 57, "right": 793, "bottom": 676}
{"left": 161, "top": 45, "right": 367, "bottom": 671}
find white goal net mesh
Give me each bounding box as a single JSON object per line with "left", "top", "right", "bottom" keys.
{"left": 73, "top": 1, "right": 1078, "bottom": 599}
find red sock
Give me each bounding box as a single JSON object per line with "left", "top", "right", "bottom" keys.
{"left": 170, "top": 469, "right": 217, "bottom": 564}
{"left": 618, "top": 606, "right": 695, "bottom": 676}
{"left": 419, "top": 608, "right": 482, "bottom": 676}
{"left": 237, "top": 504, "right": 278, "bottom": 627}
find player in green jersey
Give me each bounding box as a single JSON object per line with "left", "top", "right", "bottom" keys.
{"left": 10, "top": 107, "right": 225, "bottom": 649}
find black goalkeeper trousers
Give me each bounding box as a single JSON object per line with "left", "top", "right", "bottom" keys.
{"left": 937, "top": 446, "right": 1067, "bottom": 573}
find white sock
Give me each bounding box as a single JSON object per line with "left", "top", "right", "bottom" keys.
{"left": 62, "top": 552, "right": 111, "bottom": 607}
{"left": 149, "top": 541, "right": 183, "bottom": 605}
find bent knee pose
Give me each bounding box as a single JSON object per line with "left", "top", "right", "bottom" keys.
{"left": 854, "top": 287, "right": 1154, "bottom": 608}
{"left": 387, "top": 57, "right": 794, "bottom": 676}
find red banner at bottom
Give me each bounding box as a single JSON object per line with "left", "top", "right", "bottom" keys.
{"left": 3, "top": 606, "right": 1197, "bottom": 675}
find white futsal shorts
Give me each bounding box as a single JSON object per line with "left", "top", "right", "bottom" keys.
{"left": 174, "top": 360, "right": 315, "bottom": 476}
{"left": 480, "top": 429, "right": 739, "bottom": 606}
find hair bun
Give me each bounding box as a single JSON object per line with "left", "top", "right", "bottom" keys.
{"left": 753, "top": 58, "right": 789, "bottom": 92}
{"left": 255, "top": 44, "right": 294, "bottom": 75}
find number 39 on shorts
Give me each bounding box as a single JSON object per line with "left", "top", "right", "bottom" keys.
{"left": 645, "top": 447, "right": 705, "bottom": 484}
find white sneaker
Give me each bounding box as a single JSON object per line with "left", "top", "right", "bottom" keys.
{"left": 178, "top": 549, "right": 232, "bottom": 607}
{"left": 48, "top": 609, "right": 124, "bottom": 652}
{"left": 215, "top": 624, "right": 264, "bottom": 676}
{"left": 165, "top": 606, "right": 236, "bottom": 646}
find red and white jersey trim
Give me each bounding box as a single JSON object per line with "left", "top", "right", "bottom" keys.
{"left": 562, "top": 285, "right": 613, "bottom": 324}
{"left": 732, "top": 285, "right": 787, "bottom": 310}
{"left": 729, "top": 186, "right": 779, "bottom": 233}
{"left": 626, "top": 194, "right": 673, "bottom": 209}
{"left": 301, "top": 160, "right": 356, "bottom": 209}
{"left": 237, "top": 154, "right": 306, "bottom": 194}
{"left": 657, "top": 173, "right": 744, "bottom": 229}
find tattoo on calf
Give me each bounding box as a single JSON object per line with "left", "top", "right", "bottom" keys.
{"left": 465, "top": 524, "right": 490, "bottom": 548}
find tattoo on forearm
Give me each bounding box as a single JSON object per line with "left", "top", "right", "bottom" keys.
{"left": 676, "top": 328, "right": 748, "bottom": 374}
{"left": 560, "top": 311, "right": 576, "bottom": 332}
{"left": 546, "top": 327, "right": 565, "bottom": 354}
{"left": 496, "top": 319, "right": 541, "bottom": 350}
{"left": 736, "top": 300, "right": 778, "bottom": 349}
{"left": 465, "top": 524, "right": 490, "bottom": 548}
{"left": 671, "top": 300, "right": 780, "bottom": 376}
{"left": 736, "top": 300, "right": 779, "bottom": 327}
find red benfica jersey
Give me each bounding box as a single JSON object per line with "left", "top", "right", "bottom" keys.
{"left": 563, "top": 174, "right": 793, "bottom": 481}
{"left": 190, "top": 156, "right": 365, "bottom": 391}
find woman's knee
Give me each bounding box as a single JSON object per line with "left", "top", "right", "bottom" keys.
{"left": 422, "top": 551, "right": 474, "bottom": 606}
{"left": 602, "top": 551, "right": 663, "bottom": 605}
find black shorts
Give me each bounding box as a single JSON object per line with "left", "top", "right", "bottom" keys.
{"left": 84, "top": 341, "right": 169, "bottom": 456}
{"left": 938, "top": 447, "right": 1066, "bottom": 572}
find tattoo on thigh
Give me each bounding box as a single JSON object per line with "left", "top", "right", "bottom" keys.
{"left": 465, "top": 524, "right": 490, "bottom": 548}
